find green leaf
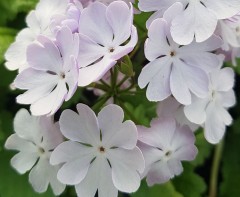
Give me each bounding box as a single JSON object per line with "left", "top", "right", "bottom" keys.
{"left": 191, "top": 131, "right": 213, "bottom": 167}
{"left": 173, "top": 164, "right": 207, "bottom": 197}
{"left": 220, "top": 131, "right": 240, "bottom": 197}
{"left": 131, "top": 181, "right": 183, "bottom": 197}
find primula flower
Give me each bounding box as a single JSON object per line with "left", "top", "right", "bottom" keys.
{"left": 50, "top": 1, "right": 83, "bottom": 34}
{"left": 138, "top": 117, "right": 197, "bottom": 185}
{"left": 5, "top": 0, "right": 69, "bottom": 71}
{"left": 14, "top": 27, "right": 79, "bottom": 116}
{"left": 184, "top": 67, "right": 236, "bottom": 144}
{"left": 77, "top": 1, "right": 138, "bottom": 86}
{"left": 157, "top": 97, "right": 198, "bottom": 131}
{"left": 138, "top": 0, "right": 240, "bottom": 45}
{"left": 50, "top": 104, "right": 144, "bottom": 197}
{"left": 5, "top": 109, "right": 65, "bottom": 195}
{"left": 138, "top": 3, "right": 223, "bottom": 105}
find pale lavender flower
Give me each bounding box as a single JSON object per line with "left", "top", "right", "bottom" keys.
{"left": 157, "top": 97, "right": 199, "bottom": 131}
{"left": 138, "top": 0, "right": 240, "bottom": 45}
{"left": 138, "top": 4, "right": 223, "bottom": 105}
{"left": 138, "top": 117, "right": 197, "bottom": 185}
{"left": 184, "top": 67, "right": 236, "bottom": 144}
{"left": 14, "top": 27, "right": 79, "bottom": 116}
{"left": 5, "top": 109, "right": 65, "bottom": 195}
{"left": 5, "top": 0, "right": 69, "bottom": 71}
{"left": 50, "top": 104, "right": 144, "bottom": 197}
{"left": 77, "top": 1, "right": 138, "bottom": 86}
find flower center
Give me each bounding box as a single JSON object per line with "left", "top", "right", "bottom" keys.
{"left": 165, "top": 150, "right": 172, "bottom": 157}
{"left": 59, "top": 72, "right": 66, "bottom": 79}
{"left": 170, "top": 51, "right": 176, "bottom": 57}
{"left": 109, "top": 47, "right": 115, "bottom": 53}
{"left": 99, "top": 146, "right": 105, "bottom": 153}
{"left": 38, "top": 147, "right": 45, "bottom": 154}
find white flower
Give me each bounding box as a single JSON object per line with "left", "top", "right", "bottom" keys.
{"left": 138, "top": 117, "right": 197, "bottom": 185}
{"left": 138, "top": 3, "right": 223, "bottom": 105}
{"left": 4, "top": 0, "right": 69, "bottom": 72}
{"left": 184, "top": 67, "right": 236, "bottom": 144}
{"left": 77, "top": 1, "right": 138, "bottom": 86}
{"left": 138, "top": 0, "right": 240, "bottom": 44}
{"left": 5, "top": 109, "right": 65, "bottom": 195}
{"left": 14, "top": 27, "right": 79, "bottom": 116}
{"left": 50, "top": 104, "right": 144, "bottom": 197}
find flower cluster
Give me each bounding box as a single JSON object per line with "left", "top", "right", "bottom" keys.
{"left": 3, "top": 0, "right": 240, "bottom": 196}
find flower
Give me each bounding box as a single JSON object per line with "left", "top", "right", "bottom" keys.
{"left": 50, "top": 104, "right": 144, "bottom": 197}
{"left": 77, "top": 1, "right": 138, "bottom": 86}
{"left": 184, "top": 67, "right": 236, "bottom": 144}
{"left": 138, "top": 3, "right": 223, "bottom": 105}
{"left": 138, "top": 117, "right": 198, "bottom": 185}
{"left": 4, "top": 0, "right": 69, "bottom": 71}
{"left": 157, "top": 97, "right": 199, "bottom": 131}
{"left": 14, "top": 27, "right": 79, "bottom": 116}
{"left": 138, "top": 0, "right": 240, "bottom": 45}
{"left": 5, "top": 109, "right": 65, "bottom": 195}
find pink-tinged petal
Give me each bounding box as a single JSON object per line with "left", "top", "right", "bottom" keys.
{"left": 56, "top": 26, "right": 78, "bottom": 60}
{"left": 219, "top": 90, "right": 236, "bottom": 108}
{"left": 78, "top": 57, "right": 116, "bottom": 86}
{"left": 108, "top": 147, "right": 144, "bottom": 174}
{"left": 138, "top": 117, "right": 176, "bottom": 149}
{"left": 177, "top": 60, "right": 209, "bottom": 98}
{"left": 5, "top": 134, "right": 38, "bottom": 153}
{"left": 137, "top": 141, "right": 164, "bottom": 177}
{"left": 171, "top": 2, "right": 217, "bottom": 45}
{"left": 204, "top": 103, "right": 232, "bottom": 144}
{"left": 184, "top": 97, "right": 209, "bottom": 125}
{"left": 168, "top": 159, "right": 183, "bottom": 176}
{"left": 79, "top": 2, "right": 113, "bottom": 46}
{"left": 146, "top": 161, "right": 172, "bottom": 185}
{"left": 110, "top": 26, "right": 138, "bottom": 60}
{"left": 59, "top": 104, "right": 99, "bottom": 145}
{"left": 77, "top": 33, "right": 106, "bottom": 68}
{"left": 50, "top": 141, "right": 95, "bottom": 165}
{"left": 157, "top": 97, "right": 181, "bottom": 118}
{"left": 106, "top": 1, "right": 132, "bottom": 46}
{"left": 172, "top": 144, "right": 198, "bottom": 161}
{"left": 203, "top": 0, "right": 240, "bottom": 19}
{"left": 12, "top": 109, "right": 42, "bottom": 144}
{"left": 30, "top": 80, "right": 68, "bottom": 116}
{"left": 29, "top": 158, "right": 50, "bottom": 193}
{"left": 170, "top": 65, "right": 191, "bottom": 105}
{"left": 145, "top": 19, "right": 170, "bottom": 61}
{"left": 110, "top": 149, "right": 142, "bottom": 193}
{"left": 146, "top": 9, "right": 166, "bottom": 29}
{"left": 98, "top": 105, "right": 138, "bottom": 149}
{"left": 27, "top": 36, "right": 62, "bottom": 72}
{"left": 171, "top": 126, "right": 196, "bottom": 149}
{"left": 10, "top": 152, "right": 38, "bottom": 174}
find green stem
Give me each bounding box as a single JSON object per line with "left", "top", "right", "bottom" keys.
{"left": 92, "top": 94, "right": 110, "bottom": 113}
{"left": 118, "top": 99, "right": 140, "bottom": 124}
{"left": 87, "top": 83, "right": 110, "bottom": 92}
{"left": 209, "top": 140, "right": 224, "bottom": 197}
